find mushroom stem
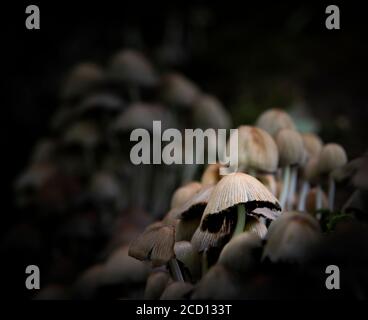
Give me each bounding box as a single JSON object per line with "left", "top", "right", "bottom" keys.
{"left": 328, "top": 175, "right": 336, "bottom": 211}
{"left": 168, "top": 258, "right": 184, "bottom": 282}
{"left": 286, "top": 166, "right": 298, "bottom": 210}
{"left": 316, "top": 185, "right": 323, "bottom": 210}
{"left": 233, "top": 204, "right": 246, "bottom": 237}
{"left": 279, "top": 166, "right": 290, "bottom": 209}
{"left": 297, "top": 180, "right": 310, "bottom": 211}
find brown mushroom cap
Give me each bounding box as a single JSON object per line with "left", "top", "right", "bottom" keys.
{"left": 275, "top": 128, "right": 304, "bottom": 167}
{"left": 263, "top": 211, "right": 321, "bottom": 263}
{"left": 228, "top": 126, "right": 279, "bottom": 173}
{"left": 256, "top": 108, "right": 296, "bottom": 137}
{"left": 128, "top": 223, "right": 175, "bottom": 267}
{"left": 318, "top": 143, "right": 348, "bottom": 175}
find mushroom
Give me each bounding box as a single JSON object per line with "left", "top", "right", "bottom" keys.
{"left": 255, "top": 108, "right": 296, "bottom": 137}
{"left": 128, "top": 222, "right": 184, "bottom": 282}
{"left": 218, "top": 232, "right": 262, "bottom": 275}
{"left": 170, "top": 185, "right": 213, "bottom": 241}
{"left": 317, "top": 143, "right": 348, "bottom": 211}
{"left": 297, "top": 133, "right": 323, "bottom": 211}
{"left": 262, "top": 211, "right": 321, "bottom": 263}
{"left": 108, "top": 50, "right": 158, "bottom": 101}
{"left": 144, "top": 270, "right": 172, "bottom": 300}
{"left": 274, "top": 128, "right": 304, "bottom": 210}
{"left": 227, "top": 125, "right": 279, "bottom": 176}
{"left": 191, "top": 172, "right": 280, "bottom": 253}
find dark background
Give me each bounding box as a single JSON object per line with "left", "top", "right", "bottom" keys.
{"left": 2, "top": 1, "right": 368, "bottom": 298}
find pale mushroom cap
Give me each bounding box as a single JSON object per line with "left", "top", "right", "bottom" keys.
{"left": 256, "top": 108, "right": 296, "bottom": 137}
{"left": 192, "top": 94, "right": 232, "bottom": 129}
{"left": 218, "top": 232, "right": 262, "bottom": 274}
{"left": 229, "top": 126, "right": 279, "bottom": 173}
{"left": 263, "top": 211, "right": 321, "bottom": 263}
{"left": 200, "top": 172, "right": 280, "bottom": 232}
{"left": 275, "top": 128, "right": 304, "bottom": 166}
{"left": 109, "top": 50, "right": 158, "bottom": 86}
{"left": 244, "top": 215, "right": 268, "bottom": 239}
{"left": 318, "top": 143, "right": 348, "bottom": 175}
{"left": 175, "top": 217, "right": 202, "bottom": 242}
{"left": 170, "top": 182, "right": 202, "bottom": 209}
{"left": 302, "top": 133, "right": 323, "bottom": 159}
{"left": 160, "top": 73, "right": 201, "bottom": 108}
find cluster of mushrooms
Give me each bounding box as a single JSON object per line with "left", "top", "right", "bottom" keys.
{"left": 9, "top": 49, "right": 368, "bottom": 299}
{"left": 127, "top": 108, "right": 368, "bottom": 299}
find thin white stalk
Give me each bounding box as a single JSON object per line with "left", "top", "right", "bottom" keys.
{"left": 286, "top": 166, "right": 298, "bottom": 210}
{"left": 297, "top": 180, "right": 310, "bottom": 211}
{"left": 328, "top": 175, "right": 336, "bottom": 211}
{"left": 279, "top": 166, "right": 290, "bottom": 210}
{"left": 316, "top": 185, "right": 323, "bottom": 210}
{"left": 168, "top": 258, "right": 184, "bottom": 282}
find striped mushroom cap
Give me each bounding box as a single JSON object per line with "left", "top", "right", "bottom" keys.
{"left": 192, "top": 173, "right": 280, "bottom": 251}
{"left": 256, "top": 108, "right": 296, "bottom": 137}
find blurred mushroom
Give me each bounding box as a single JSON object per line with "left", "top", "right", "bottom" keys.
{"left": 144, "top": 270, "right": 172, "bottom": 300}
{"left": 255, "top": 108, "right": 296, "bottom": 137}
{"left": 317, "top": 143, "right": 347, "bottom": 211}
{"left": 263, "top": 211, "right": 321, "bottom": 263}
{"left": 174, "top": 241, "right": 201, "bottom": 281}
{"left": 160, "top": 281, "right": 193, "bottom": 300}
{"left": 275, "top": 128, "right": 304, "bottom": 210}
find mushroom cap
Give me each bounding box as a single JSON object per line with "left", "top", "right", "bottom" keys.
{"left": 128, "top": 223, "right": 175, "bottom": 267}
{"left": 109, "top": 50, "right": 158, "bottom": 87}
{"left": 302, "top": 133, "right": 323, "bottom": 159}
{"left": 256, "top": 108, "right": 296, "bottom": 137}
{"left": 192, "top": 94, "right": 232, "bottom": 130}
{"left": 191, "top": 265, "right": 240, "bottom": 299}
{"left": 160, "top": 281, "right": 194, "bottom": 300}
{"left": 160, "top": 73, "right": 200, "bottom": 109}
{"left": 263, "top": 211, "right": 321, "bottom": 263}
{"left": 170, "top": 182, "right": 202, "bottom": 209}
{"left": 218, "top": 232, "right": 262, "bottom": 274}
{"left": 175, "top": 217, "right": 202, "bottom": 242}
{"left": 201, "top": 163, "right": 223, "bottom": 186}
{"left": 275, "top": 128, "right": 304, "bottom": 167}
{"left": 144, "top": 271, "right": 171, "bottom": 300}
{"left": 61, "top": 62, "right": 104, "bottom": 100}
{"left": 172, "top": 185, "right": 214, "bottom": 220}
{"left": 200, "top": 172, "right": 280, "bottom": 233}
{"left": 228, "top": 126, "right": 279, "bottom": 173}
{"left": 318, "top": 143, "right": 348, "bottom": 175}
{"left": 63, "top": 121, "right": 100, "bottom": 149}
{"left": 112, "top": 103, "right": 176, "bottom": 132}
{"left": 75, "top": 93, "right": 124, "bottom": 117}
